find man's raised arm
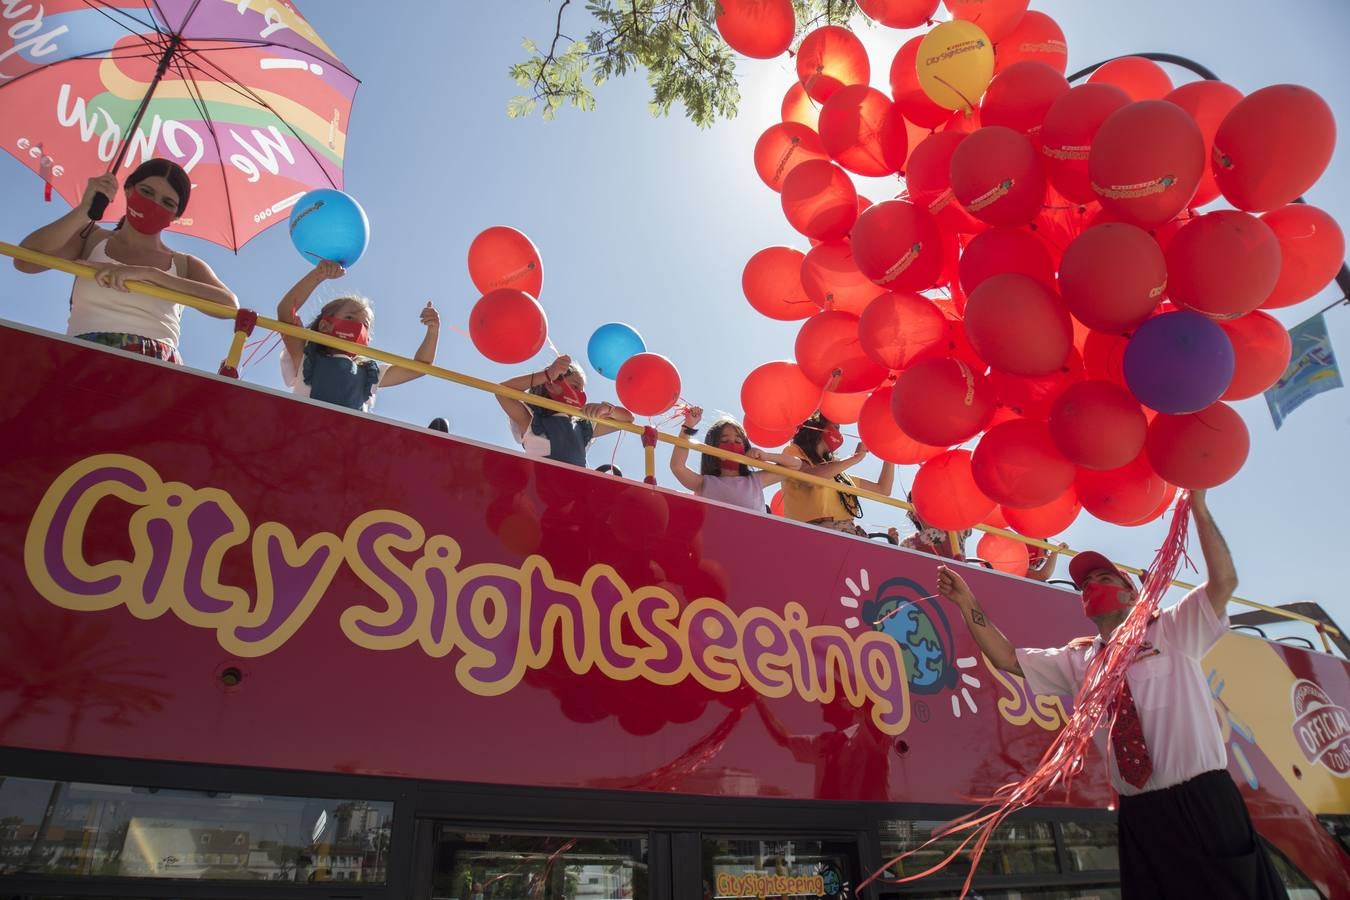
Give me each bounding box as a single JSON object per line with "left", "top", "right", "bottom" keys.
{"left": 1190, "top": 489, "right": 1237, "bottom": 619}
{"left": 936, "top": 565, "right": 1023, "bottom": 675}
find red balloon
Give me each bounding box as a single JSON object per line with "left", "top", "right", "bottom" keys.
{"left": 1213, "top": 84, "right": 1337, "bottom": 213}
{"left": 850, "top": 200, "right": 945, "bottom": 291}
{"left": 977, "top": 532, "right": 1030, "bottom": 576}
{"left": 616, "top": 353, "right": 681, "bottom": 417}
{"left": 904, "top": 131, "right": 985, "bottom": 235}
{"left": 959, "top": 226, "right": 1055, "bottom": 293}
{"left": 942, "top": 0, "right": 1028, "bottom": 41}
{"left": 1040, "top": 83, "right": 1131, "bottom": 204}
{"left": 818, "top": 85, "right": 909, "bottom": 177}
{"left": 1003, "top": 485, "right": 1081, "bottom": 537}
{"left": 912, "top": 450, "right": 997, "bottom": 530}
{"left": 741, "top": 361, "right": 820, "bottom": 431}
{"left": 1164, "top": 80, "right": 1242, "bottom": 208}
{"left": 889, "top": 36, "right": 950, "bottom": 128}
{"left": 801, "top": 241, "right": 883, "bottom": 314}
{"left": 1089, "top": 100, "right": 1204, "bottom": 229}
{"left": 796, "top": 25, "right": 870, "bottom": 103}
{"left": 1124, "top": 482, "right": 1176, "bottom": 527}
{"left": 991, "top": 348, "right": 1084, "bottom": 419}
{"left": 1081, "top": 330, "right": 1130, "bottom": 384}
{"left": 1219, "top": 311, "right": 1293, "bottom": 400}
{"left": 469, "top": 288, "right": 548, "bottom": 364}
{"left": 1145, "top": 402, "right": 1250, "bottom": 489}
{"left": 715, "top": 0, "right": 795, "bottom": 59}
{"left": 467, "top": 226, "right": 544, "bottom": 297}
{"left": 745, "top": 416, "right": 798, "bottom": 448}
{"left": 1076, "top": 452, "right": 1170, "bottom": 526}
{"left": 819, "top": 389, "right": 870, "bottom": 425}
{"left": 795, "top": 311, "right": 890, "bottom": 392}
{"left": 1165, "top": 210, "right": 1281, "bottom": 319}
{"left": 1260, "top": 204, "right": 1346, "bottom": 309}
{"left": 859, "top": 291, "right": 948, "bottom": 370}
{"left": 979, "top": 61, "right": 1069, "bottom": 135}
{"left": 993, "top": 10, "right": 1067, "bottom": 75}
{"left": 892, "top": 357, "right": 997, "bottom": 445}
{"left": 925, "top": 298, "right": 989, "bottom": 371}
{"left": 1087, "top": 56, "right": 1173, "bottom": 101}
{"left": 781, "top": 159, "right": 859, "bottom": 241}
{"left": 1058, "top": 223, "right": 1167, "bottom": 332}
{"left": 782, "top": 82, "right": 821, "bottom": 130}
{"left": 859, "top": 386, "right": 947, "bottom": 464}
{"left": 859, "top": 0, "right": 939, "bottom": 27}
{"left": 1049, "top": 380, "right": 1147, "bottom": 470}
{"left": 769, "top": 489, "right": 785, "bottom": 515}
{"left": 972, "top": 418, "right": 1074, "bottom": 508}
{"left": 754, "top": 122, "right": 829, "bottom": 192}
{"left": 964, "top": 273, "right": 1073, "bottom": 376}
{"left": 950, "top": 126, "right": 1047, "bottom": 227}
{"left": 743, "top": 246, "right": 815, "bottom": 321}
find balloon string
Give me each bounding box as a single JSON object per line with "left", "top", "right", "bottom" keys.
{"left": 871, "top": 594, "right": 939, "bottom": 625}
{"left": 933, "top": 75, "right": 976, "bottom": 114}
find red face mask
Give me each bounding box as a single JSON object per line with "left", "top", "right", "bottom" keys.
{"left": 125, "top": 190, "right": 176, "bottom": 235}
{"left": 822, "top": 427, "right": 844, "bottom": 453}
{"left": 1082, "top": 581, "right": 1134, "bottom": 618}
{"left": 550, "top": 380, "right": 586, "bottom": 409}
{"left": 323, "top": 316, "right": 370, "bottom": 346}
{"left": 718, "top": 439, "right": 746, "bottom": 457}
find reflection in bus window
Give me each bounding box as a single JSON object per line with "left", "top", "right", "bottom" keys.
{"left": 1059, "top": 820, "right": 1120, "bottom": 873}
{"left": 879, "top": 819, "right": 1058, "bottom": 879}
{"left": 1262, "top": 839, "right": 1323, "bottom": 900}
{"left": 430, "top": 828, "right": 648, "bottom": 900}
{"left": 0, "top": 776, "right": 392, "bottom": 883}
{"left": 702, "top": 837, "right": 856, "bottom": 900}
{"left": 897, "top": 888, "right": 1121, "bottom": 899}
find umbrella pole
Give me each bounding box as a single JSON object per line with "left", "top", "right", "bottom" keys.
{"left": 87, "top": 34, "right": 183, "bottom": 221}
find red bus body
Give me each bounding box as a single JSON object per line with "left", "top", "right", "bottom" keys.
{"left": 1, "top": 324, "right": 1347, "bottom": 896}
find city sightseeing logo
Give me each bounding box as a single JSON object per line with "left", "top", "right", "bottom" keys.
{"left": 1290, "top": 679, "right": 1350, "bottom": 778}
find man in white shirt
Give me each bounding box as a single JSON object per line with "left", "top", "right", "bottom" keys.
{"left": 934, "top": 490, "right": 1287, "bottom": 899}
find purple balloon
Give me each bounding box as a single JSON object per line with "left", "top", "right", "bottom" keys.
{"left": 1123, "top": 311, "right": 1234, "bottom": 414}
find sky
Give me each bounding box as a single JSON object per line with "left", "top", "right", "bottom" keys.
{"left": 2, "top": 0, "right": 1348, "bottom": 647}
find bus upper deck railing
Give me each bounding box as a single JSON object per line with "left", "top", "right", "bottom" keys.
{"left": 1, "top": 240, "right": 1340, "bottom": 653}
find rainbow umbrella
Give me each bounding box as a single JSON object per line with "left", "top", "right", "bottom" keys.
{"left": 0, "top": 0, "right": 358, "bottom": 250}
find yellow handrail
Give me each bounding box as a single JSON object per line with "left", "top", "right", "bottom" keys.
{"left": 1, "top": 241, "right": 1338, "bottom": 648}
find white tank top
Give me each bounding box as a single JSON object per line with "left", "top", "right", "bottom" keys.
{"left": 697, "top": 472, "right": 767, "bottom": 512}
{"left": 67, "top": 237, "right": 185, "bottom": 346}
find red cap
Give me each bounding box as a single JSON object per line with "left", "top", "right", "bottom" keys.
{"left": 1068, "top": 551, "right": 1135, "bottom": 590}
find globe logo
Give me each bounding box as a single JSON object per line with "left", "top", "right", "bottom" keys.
{"left": 862, "top": 576, "right": 957, "bottom": 695}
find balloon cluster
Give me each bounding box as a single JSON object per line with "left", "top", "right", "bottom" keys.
{"left": 467, "top": 227, "right": 683, "bottom": 416}
{"left": 724, "top": 0, "right": 1342, "bottom": 543}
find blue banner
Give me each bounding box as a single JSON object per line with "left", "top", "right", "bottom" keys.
{"left": 1265, "top": 314, "right": 1342, "bottom": 430}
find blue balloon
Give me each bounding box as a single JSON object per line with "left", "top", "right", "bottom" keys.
{"left": 1123, "top": 311, "right": 1235, "bottom": 414}
{"left": 587, "top": 323, "right": 646, "bottom": 379}
{"left": 288, "top": 189, "right": 370, "bottom": 268}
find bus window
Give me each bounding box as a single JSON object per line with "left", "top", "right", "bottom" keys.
{"left": 879, "top": 819, "right": 1059, "bottom": 879}
{"left": 1059, "top": 820, "right": 1120, "bottom": 873}
{"left": 0, "top": 776, "right": 392, "bottom": 883}
{"left": 429, "top": 828, "right": 649, "bottom": 900}
{"left": 702, "top": 837, "right": 857, "bottom": 900}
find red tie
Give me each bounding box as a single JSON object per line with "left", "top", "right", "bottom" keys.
{"left": 1110, "top": 681, "right": 1153, "bottom": 789}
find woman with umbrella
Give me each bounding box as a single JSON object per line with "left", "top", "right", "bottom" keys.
{"left": 13, "top": 159, "right": 238, "bottom": 364}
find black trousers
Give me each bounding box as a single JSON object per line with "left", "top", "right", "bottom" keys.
{"left": 1118, "top": 769, "right": 1289, "bottom": 899}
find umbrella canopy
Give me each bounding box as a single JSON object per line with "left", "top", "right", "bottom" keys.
{"left": 0, "top": 0, "right": 358, "bottom": 250}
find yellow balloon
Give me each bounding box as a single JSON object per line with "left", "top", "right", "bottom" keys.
{"left": 916, "top": 20, "right": 995, "bottom": 112}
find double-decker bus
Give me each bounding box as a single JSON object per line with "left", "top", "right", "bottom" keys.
{"left": 1, "top": 319, "right": 1347, "bottom": 899}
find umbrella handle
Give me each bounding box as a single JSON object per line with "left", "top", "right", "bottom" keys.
{"left": 87, "top": 191, "right": 111, "bottom": 221}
